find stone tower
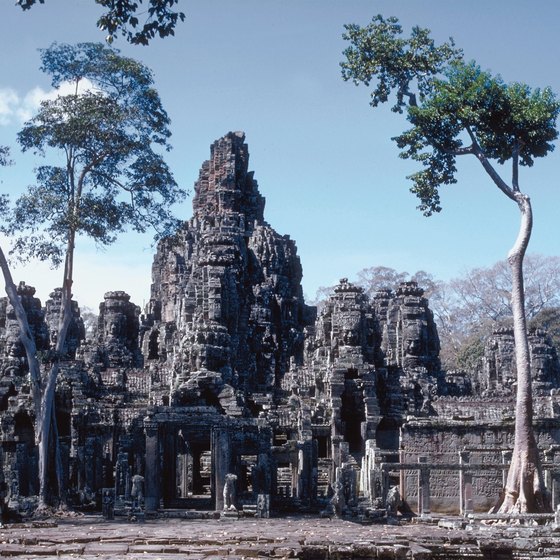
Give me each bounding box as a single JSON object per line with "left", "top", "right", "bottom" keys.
{"left": 142, "top": 131, "right": 314, "bottom": 414}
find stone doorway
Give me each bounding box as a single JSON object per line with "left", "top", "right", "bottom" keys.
{"left": 162, "top": 427, "right": 213, "bottom": 510}
{"left": 340, "top": 368, "right": 365, "bottom": 454}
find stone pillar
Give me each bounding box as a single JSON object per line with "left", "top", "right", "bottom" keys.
{"left": 545, "top": 449, "right": 560, "bottom": 509}
{"left": 551, "top": 468, "right": 560, "bottom": 511}
{"left": 256, "top": 451, "right": 271, "bottom": 518}
{"left": 381, "top": 464, "right": 390, "bottom": 505}
{"left": 417, "top": 456, "right": 431, "bottom": 517}
{"left": 115, "top": 451, "right": 130, "bottom": 501}
{"left": 84, "top": 437, "right": 95, "bottom": 492}
{"left": 501, "top": 450, "right": 512, "bottom": 489}
{"left": 545, "top": 448, "right": 554, "bottom": 501}
{"left": 212, "top": 428, "right": 231, "bottom": 511}
{"left": 291, "top": 454, "right": 298, "bottom": 498}
{"left": 361, "top": 440, "right": 381, "bottom": 502}
{"left": 459, "top": 451, "right": 473, "bottom": 515}
{"left": 399, "top": 448, "right": 405, "bottom": 501}
{"left": 143, "top": 418, "right": 160, "bottom": 512}
{"left": 297, "top": 440, "right": 314, "bottom": 505}
{"left": 331, "top": 435, "right": 344, "bottom": 470}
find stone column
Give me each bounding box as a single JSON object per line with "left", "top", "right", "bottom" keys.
{"left": 143, "top": 418, "right": 160, "bottom": 512}
{"left": 361, "top": 440, "right": 380, "bottom": 502}
{"left": 501, "top": 450, "right": 512, "bottom": 489}
{"left": 381, "top": 465, "right": 390, "bottom": 505}
{"left": 331, "top": 435, "right": 344, "bottom": 470}
{"left": 297, "top": 440, "right": 314, "bottom": 505}
{"left": 256, "top": 451, "right": 271, "bottom": 518}
{"left": 212, "top": 428, "right": 230, "bottom": 511}
{"left": 417, "top": 456, "right": 431, "bottom": 517}
{"left": 459, "top": 451, "right": 473, "bottom": 515}
{"left": 84, "top": 437, "right": 95, "bottom": 492}
{"left": 545, "top": 448, "right": 554, "bottom": 502}
{"left": 545, "top": 449, "right": 560, "bottom": 509}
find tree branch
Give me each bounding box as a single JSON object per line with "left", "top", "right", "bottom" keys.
{"left": 453, "top": 145, "right": 475, "bottom": 156}
{"left": 466, "top": 127, "right": 516, "bottom": 202}
{"left": 512, "top": 138, "right": 520, "bottom": 192}
{"left": 91, "top": 169, "right": 130, "bottom": 192}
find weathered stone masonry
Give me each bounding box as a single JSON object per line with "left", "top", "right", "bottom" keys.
{"left": 1, "top": 132, "right": 560, "bottom": 517}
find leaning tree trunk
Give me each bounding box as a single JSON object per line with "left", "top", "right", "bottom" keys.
{"left": 0, "top": 246, "right": 42, "bottom": 411}
{"left": 498, "top": 192, "right": 550, "bottom": 514}
{"left": 0, "top": 246, "right": 62, "bottom": 509}
{"left": 37, "top": 235, "right": 75, "bottom": 508}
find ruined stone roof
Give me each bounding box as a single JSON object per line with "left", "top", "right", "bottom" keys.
{"left": 192, "top": 131, "right": 265, "bottom": 227}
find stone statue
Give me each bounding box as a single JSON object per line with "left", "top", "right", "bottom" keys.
{"left": 256, "top": 493, "right": 270, "bottom": 518}
{"left": 330, "top": 478, "right": 345, "bottom": 517}
{"left": 385, "top": 486, "right": 401, "bottom": 517}
{"left": 131, "top": 474, "right": 144, "bottom": 508}
{"left": 222, "top": 473, "right": 237, "bottom": 511}
{"left": 102, "top": 488, "right": 115, "bottom": 520}
{"left": 385, "top": 485, "right": 415, "bottom": 518}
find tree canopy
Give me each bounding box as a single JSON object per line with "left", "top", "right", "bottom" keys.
{"left": 341, "top": 15, "right": 560, "bottom": 216}
{"left": 16, "top": 0, "right": 185, "bottom": 45}
{"left": 9, "top": 42, "right": 185, "bottom": 267}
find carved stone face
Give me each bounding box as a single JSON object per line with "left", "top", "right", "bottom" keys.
{"left": 343, "top": 328, "right": 359, "bottom": 346}
{"left": 106, "top": 317, "right": 125, "bottom": 340}
{"left": 6, "top": 340, "right": 23, "bottom": 358}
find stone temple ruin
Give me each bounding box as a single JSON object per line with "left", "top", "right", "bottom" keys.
{"left": 1, "top": 131, "right": 560, "bottom": 520}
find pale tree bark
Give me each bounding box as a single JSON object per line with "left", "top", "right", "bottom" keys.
{"left": 468, "top": 137, "right": 549, "bottom": 514}
{"left": 0, "top": 246, "right": 64, "bottom": 508}
{"left": 36, "top": 142, "right": 83, "bottom": 508}
{"left": 497, "top": 192, "right": 550, "bottom": 513}
{"left": 37, "top": 231, "right": 75, "bottom": 508}
{"left": 0, "top": 246, "right": 41, "bottom": 412}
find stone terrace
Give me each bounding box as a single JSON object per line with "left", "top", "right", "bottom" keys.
{"left": 2, "top": 516, "right": 560, "bottom": 559}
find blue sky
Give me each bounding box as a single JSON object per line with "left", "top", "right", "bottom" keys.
{"left": 0, "top": 0, "right": 559, "bottom": 311}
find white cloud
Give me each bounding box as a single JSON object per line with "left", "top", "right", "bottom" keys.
{"left": 0, "top": 88, "right": 19, "bottom": 125}
{"left": 0, "top": 79, "right": 98, "bottom": 125}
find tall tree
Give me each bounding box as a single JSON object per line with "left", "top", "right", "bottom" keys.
{"left": 7, "top": 42, "right": 185, "bottom": 506}
{"left": 341, "top": 15, "right": 559, "bottom": 513}
{"left": 16, "top": 0, "right": 185, "bottom": 45}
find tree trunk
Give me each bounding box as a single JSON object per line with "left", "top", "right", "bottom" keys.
{"left": 498, "top": 192, "right": 550, "bottom": 513}
{"left": 37, "top": 234, "right": 76, "bottom": 507}
{"left": 0, "top": 246, "right": 54, "bottom": 508}
{"left": 37, "top": 364, "right": 59, "bottom": 507}
{"left": 0, "top": 246, "right": 41, "bottom": 411}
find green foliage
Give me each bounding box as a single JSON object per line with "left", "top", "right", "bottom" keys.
{"left": 529, "top": 307, "right": 560, "bottom": 354}
{"left": 341, "top": 15, "right": 462, "bottom": 113}
{"left": 341, "top": 15, "right": 560, "bottom": 216}
{"left": 9, "top": 42, "right": 185, "bottom": 267}
{"left": 16, "top": 0, "right": 185, "bottom": 45}
{"left": 455, "top": 333, "right": 485, "bottom": 374}
{"left": 397, "top": 62, "right": 560, "bottom": 214}
{"left": 0, "top": 146, "right": 11, "bottom": 167}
